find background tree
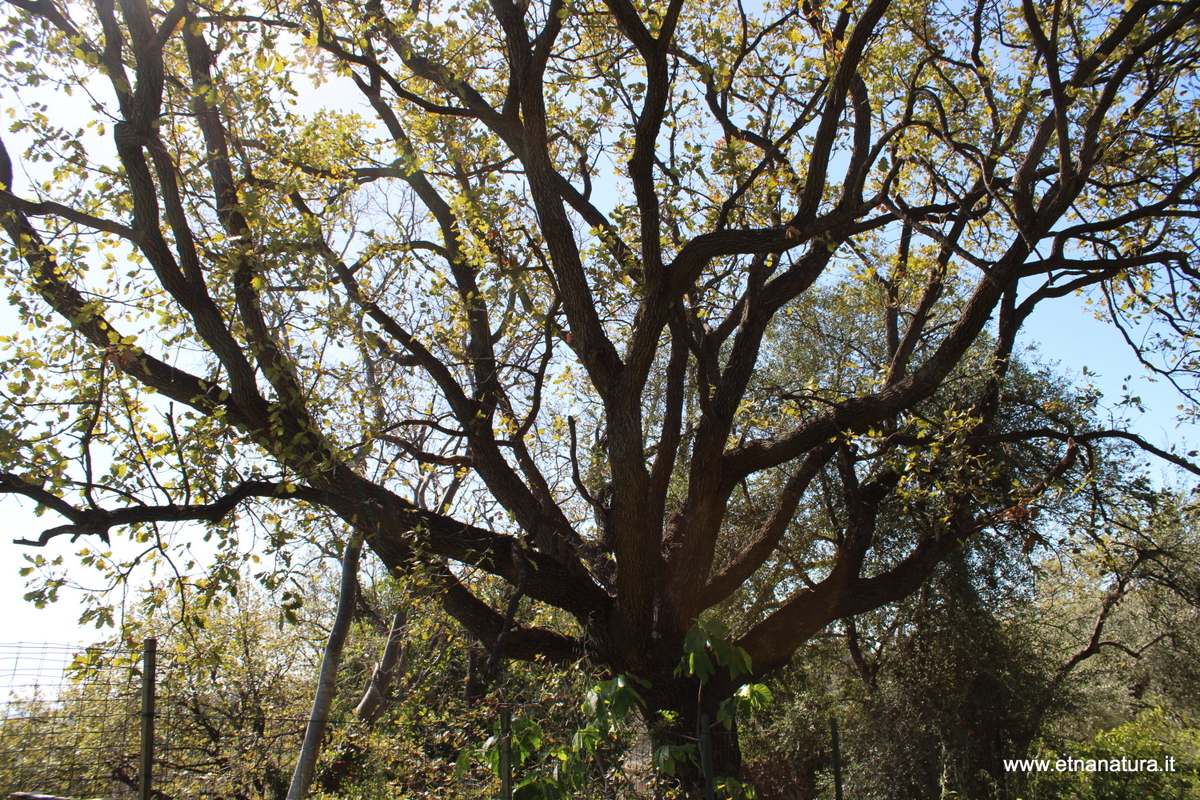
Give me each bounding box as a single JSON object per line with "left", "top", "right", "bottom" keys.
{"left": 2, "top": 0, "right": 1200, "bottom": 785}
{"left": 738, "top": 482, "right": 1200, "bottom": 800}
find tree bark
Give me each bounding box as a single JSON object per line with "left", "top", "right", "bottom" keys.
{"left": 287, "top": 536, "right": 362, "bottom": 800}
{"left": 639, "top": 672, "right": 743, "bottom": 794}
{"left": 354, "top": 610, "right": 408, "bottom": 723}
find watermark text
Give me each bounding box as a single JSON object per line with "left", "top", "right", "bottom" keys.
{"left": 1003, "top": 757, "right": 1177, "bottom": 773}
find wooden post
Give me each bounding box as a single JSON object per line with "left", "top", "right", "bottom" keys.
{"left": 139, "top": 638, "right": 157, "bottom": 800}
{"left": 830, "top": 715, "right": 843, "bottom": 800}
{"left": 499, "top": 705, "right": 512, "bottom": 800}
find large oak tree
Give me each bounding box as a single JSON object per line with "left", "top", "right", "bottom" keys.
{"left": 2, "top": 0, "right": 1199, "bottom": 781}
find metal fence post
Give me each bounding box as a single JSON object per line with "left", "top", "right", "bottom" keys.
{"left": 830, "top": 715, "right": 843, "bottom": 800}
{"left": 699, "top": 713, "right": 715, "bottom": 800}
{"left": 139, "top": 637, "right": 157, "bottom": 800}
{"left": 499, "top": 704, "right": 512, "bottom": 800}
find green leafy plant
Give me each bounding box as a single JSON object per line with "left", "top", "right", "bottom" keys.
{"left": 469, "top": 674, "right": 647, "bottom": 799}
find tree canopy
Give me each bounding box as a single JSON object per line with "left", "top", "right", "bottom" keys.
{"left": 1, "top": 0, "right": 1199, "bottom": 778}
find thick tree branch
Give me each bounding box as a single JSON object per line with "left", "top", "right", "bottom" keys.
{"left": 5, "top": 477, "right": 325, "bottom": 546}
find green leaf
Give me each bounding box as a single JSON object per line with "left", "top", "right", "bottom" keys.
{"left": 683, "top": 622, "right": 710, "bottom": 654}
{"left": 728, "top": 646, "right": 753, "bottom": 679}
{"left": 688, "top": 650, "right": 716, "bottom": 682}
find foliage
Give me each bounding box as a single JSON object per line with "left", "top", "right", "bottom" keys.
{"left": 724, "top": 486, "right": 1200, "bottom": 800}
{"left": 837, "top": 556, "right": 1058, "bottom": 800}
{"left": 1, "top": 569, "right": 530, "bottom": 799}
{"left": 0, "top": 658, "right": 140, "bottom": 798}
{"left": 1025, "top": 709, "right": 1200, "bottom": 800}
{"left": 0, "top": 582, "right": 319, "bottom": 799}
{"left": 456, "top": 621, "right": 776, "bottom": 799}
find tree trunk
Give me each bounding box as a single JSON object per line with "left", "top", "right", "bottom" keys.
{"left": 640, "top": 675, "right": 743, "bottom": 796}
{"left": 287, "top": 535, "right": 362, "bottom": 800}
{"left": 354, "top": 610, "right": 407, "bottom": 723}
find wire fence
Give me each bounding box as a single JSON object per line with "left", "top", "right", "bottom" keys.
{"left": 0, "top": 638, "right": 764, "bottom": 800}
{"left": 0, "top": 637, "right": 505, "bottom": 800}
{"left": 0, "top": 641, "right": 142, "bottom": 799}
{"left": 0, "top": 639, "right": 313, "bottom": 800}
